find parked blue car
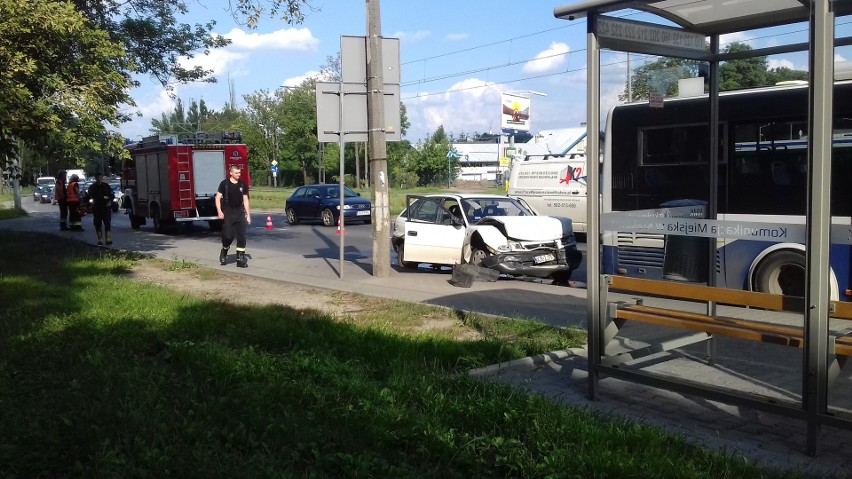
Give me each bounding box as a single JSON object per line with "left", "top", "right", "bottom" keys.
{"left": 285, "top": 184, "right": 372, "bottom": 226}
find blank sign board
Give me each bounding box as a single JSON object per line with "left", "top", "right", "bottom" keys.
{"left": 316, "top": 82, "right": 401, "bottom": 143}
{"left": 341, "top": 36, "right": 400, "bottom": 85}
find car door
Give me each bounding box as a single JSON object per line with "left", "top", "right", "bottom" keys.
{"left": 303, "top": 186, "right": 322, "bottom": 219}
{"left": 402, "top": 196, "right": 466, "bottom": 265}
{"left": 289, "top": 187, "right": 307, "bottom": 216}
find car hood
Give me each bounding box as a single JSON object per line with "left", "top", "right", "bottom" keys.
{"left": 476, "top": 216, "right": 573, "bottom": 240}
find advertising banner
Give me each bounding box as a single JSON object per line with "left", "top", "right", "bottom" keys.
{"left": 501, "top": 93, "right": 531, "bottom": 132}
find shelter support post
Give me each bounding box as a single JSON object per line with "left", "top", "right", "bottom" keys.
{"left": 804, "top": 0, "right": 835, "bottom": 457}
{"left": 586, "top": 13, "right": 602, "bottom": 401}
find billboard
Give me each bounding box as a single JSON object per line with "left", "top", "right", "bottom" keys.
{"left": 501, "top": 93, "right": 531, "bottom": 132}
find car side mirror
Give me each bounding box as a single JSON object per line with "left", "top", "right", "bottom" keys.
{"left": 451, "top": 215, "right": 464, "bottom": 226}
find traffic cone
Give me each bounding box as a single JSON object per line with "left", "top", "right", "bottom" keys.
{"left": 265, "top": 214, "right": 273, "bottom": 231}
{"left": 337, "top": 216, "right": 345, "bottom": 235}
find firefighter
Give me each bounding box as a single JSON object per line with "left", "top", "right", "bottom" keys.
{"left": 66, "top": 174, "right": 84, "bottom": 231}
{"left": 87, "top": 172, "right": 115, "bottom": 246}
{"left": 55, "top": 170, "right": 68, "bottom": 230}
{"left": 214, "top": 164, "right": 251, "bottom": 267}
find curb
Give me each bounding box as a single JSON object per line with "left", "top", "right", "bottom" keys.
{"left": 468, "top": 347, "right": 587, "bottom": 378}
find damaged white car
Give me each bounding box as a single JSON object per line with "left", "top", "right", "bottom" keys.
{"left": 392, "top": 194, "right": 582, "bottom": 283}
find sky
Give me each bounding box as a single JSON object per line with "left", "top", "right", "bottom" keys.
{"left": 116, "top": 1, "right": 852, "bottom": 143}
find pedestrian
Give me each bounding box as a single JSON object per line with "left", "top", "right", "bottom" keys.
{"left": 87, "top": 172, "right": 115, "bottom": 246}
{"left": 66, "top": 174, "right": 84, "bottom": 231}
{"left": 215, "top": 165, "right": 251, "bottom": 267}
{"left": 55, "top": 170, "right": 68, "bottom": 230}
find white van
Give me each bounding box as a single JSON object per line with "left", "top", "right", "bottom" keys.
{"left": 507, "top": 154, "right": 588, "bottom": 235}
{"left": 65, "top": 169, "right": 85, "bottom": 183}
{"left": 36, "top": 176, "right": 56, "bottom": 188}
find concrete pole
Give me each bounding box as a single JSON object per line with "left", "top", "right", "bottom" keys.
{"left": 366, "top": 0, "right": 390, "bottom": 277}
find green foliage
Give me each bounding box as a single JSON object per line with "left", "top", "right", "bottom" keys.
{"left": 407, "top": 128, "right": 459, "bottom": 187}
{"left": 0, "top": 0, "right": 133, "bottom": 162}
{"left": 624, "top": 42, "right": 809, "bottom": 101}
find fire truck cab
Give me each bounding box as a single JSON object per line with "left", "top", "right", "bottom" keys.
{"left": 122, "top": 132, "right": 250, "bottom": 233}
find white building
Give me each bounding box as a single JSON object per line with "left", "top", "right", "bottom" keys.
{"left": 451, "top": 127, "right": 589, "bottom": 183}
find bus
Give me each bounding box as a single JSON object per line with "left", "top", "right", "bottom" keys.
{"left": 602, "top": 80, "right": 852, "bottom": 300}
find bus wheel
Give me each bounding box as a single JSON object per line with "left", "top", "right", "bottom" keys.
{"left": 753, "top": 251, "right": 806, "bottom": 297}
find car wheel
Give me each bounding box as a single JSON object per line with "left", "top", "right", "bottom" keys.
{"left": 469, "top": 247, "right": 490, "bottom": 267}
{"left": 396, "top": 242, "right": 418, "bottom": 269}
{"left": 208, "top": 220, "right": 223, "bottom": 232}
{"left": 321, "top": 208, "right": 335, "bottom": 227}
{"left": 286, "top": 207, "right": 299, "bottom": 225}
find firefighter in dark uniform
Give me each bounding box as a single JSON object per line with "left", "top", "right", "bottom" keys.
{"left": 215, "top": 165, "right": 251, "bottom": 267}
{"left": 55, "top": 170, "right": 68, "bottom": 230}
{"left": 87, "top": 172, "right": 115, "bottom": 246}
{"left": 66, "top": 174, "right": 84, "bottom": 231}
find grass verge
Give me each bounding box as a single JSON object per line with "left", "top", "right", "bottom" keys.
{"left": 0, "top": 232, "right": 807, "bottom": 478}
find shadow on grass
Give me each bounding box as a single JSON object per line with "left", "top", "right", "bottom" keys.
{"left": 0, "top": 232, "right": 793, "bottom": 479}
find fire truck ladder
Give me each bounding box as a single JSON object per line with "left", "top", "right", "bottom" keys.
{"left": 176, "top": 148, "right": 193, "bottom": 210}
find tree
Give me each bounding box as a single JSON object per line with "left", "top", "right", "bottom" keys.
{"left": 280, "top": 80, "right": 319, "bottom": 185}
{"left": 623, "top": 43, "right": 809, "bottom": 101}
{"left": 0, "top": 0, "right": 133, "bottom": 165}
{"left": 407, "top": 127, "right": 457, "bottom": 187}
{"left": 69, "top": 0, "right": 315, "bottom": 87}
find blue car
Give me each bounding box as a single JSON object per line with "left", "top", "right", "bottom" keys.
{"left": 285, "top": 184, "right": 372, "bottom": 226}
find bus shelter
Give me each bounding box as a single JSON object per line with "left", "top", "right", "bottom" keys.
{"left": 554, "top": 0, "right": 852, "bottom": 454}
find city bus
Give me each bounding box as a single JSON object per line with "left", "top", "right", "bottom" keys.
{"left": 602, "top": 80, "right": 852, "bottom": 300}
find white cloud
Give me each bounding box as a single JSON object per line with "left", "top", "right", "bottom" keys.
{"left": 219, "top": 27, "right": 319, "bottom": 51}
{"left": 720, "top": 31, "right": 749, "bottom": 48}
{"left": 178, "top": 48, "right": 248, "bottom": 78}
{"left": 390, "top": 30, "right": 432, "bottom": 43}
{"left": 283, "top": 71, "right": 320, "bottom": 88}
{"left": 523, "top": 42, "right": 569, "bottom": 74}
{"left": 768, "top": 58, "right": 796, "bottom": 70}
{"left": 445, "top": 33, "right": 469, "bottom": 42}
{"left": 406, "top": 79, "right": 504, "bottom": 139}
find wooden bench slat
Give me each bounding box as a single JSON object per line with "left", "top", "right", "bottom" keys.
{"left": 616, "top": 309, "right": 807, "bottom": 348}
{"left": 623, "top": 304, "right": 805, "bottom": 338}
{"left": 608, "top": 275, "right": 805, "bottom": 312}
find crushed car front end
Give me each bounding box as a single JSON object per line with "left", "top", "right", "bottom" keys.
{"left": 468, "top": 216, "right": 582, "bottom": 280}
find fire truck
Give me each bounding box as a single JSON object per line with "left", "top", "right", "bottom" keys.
{"left": 121, "top": 132, "right": 250, "bottom": 233}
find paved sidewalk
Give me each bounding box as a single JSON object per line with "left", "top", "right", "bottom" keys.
{"left": 471, "top": 349, "right": 852, "bottom": 477}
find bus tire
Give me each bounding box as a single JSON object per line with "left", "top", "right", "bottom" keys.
{"left": 752, "top": 250, "right": 805, "bottom": 297}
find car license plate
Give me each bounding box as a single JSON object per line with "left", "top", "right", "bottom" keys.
{"left": 533, "top": 254, "right": 555, "bottom": 264}
{"left": 356, "top": 210, "right": 370, "bottom": 216}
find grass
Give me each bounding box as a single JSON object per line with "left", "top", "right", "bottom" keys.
{"left": 0, "top": 189, "right": 27, "bottom": 219}
{"left": 0, "top": 231, "right": 811, "bottom": 478}
{"left": 249, "top": 185, "right": 506, "bottom": 215}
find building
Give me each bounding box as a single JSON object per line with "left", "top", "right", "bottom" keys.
{"left": 451, "top": 127, "right": 589, "bottom": 183}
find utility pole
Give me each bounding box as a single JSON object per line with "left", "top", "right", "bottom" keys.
{"left": 366, "top": 0, "right": 390, "bottom": 277}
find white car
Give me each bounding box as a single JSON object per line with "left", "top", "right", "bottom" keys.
{"left": 392, "top": 194, "right": 582, "bottom": 283}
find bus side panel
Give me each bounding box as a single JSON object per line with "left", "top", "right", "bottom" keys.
{"left": 830, "top": 243, "right": 852, "bottom": 299}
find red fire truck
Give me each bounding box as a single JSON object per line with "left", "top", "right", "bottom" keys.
{"left": 121, "top": 132, "right": 250, "bottom": 233}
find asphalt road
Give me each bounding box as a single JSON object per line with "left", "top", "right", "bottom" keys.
{"left": 10, "top": 198, "right": 591, "bottom": 327}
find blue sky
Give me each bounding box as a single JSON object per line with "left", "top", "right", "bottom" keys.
{"left": 116, "top": 1, "right": 852, "bottom": 143}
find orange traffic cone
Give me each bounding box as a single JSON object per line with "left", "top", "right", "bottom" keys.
{"left": 265, "top": 214, "right": 273, "bottom": 231}
{"left": 337, "top": 216, "right": 345, "bottom": 235}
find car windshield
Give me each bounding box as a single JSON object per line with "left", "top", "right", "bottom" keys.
{"left": 319, "top": 186, "right": 359, "bottom": 198}
{"left": 461, "top": 197, "right": 534, "bottom": 222}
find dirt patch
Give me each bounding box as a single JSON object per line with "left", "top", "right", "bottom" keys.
{"left": 126, "top": 259, "right": 482, "bottom": 342}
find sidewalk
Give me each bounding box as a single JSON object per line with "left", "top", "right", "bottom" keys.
{"left": 471, "top": 350, "right": 852, "bottom": 477}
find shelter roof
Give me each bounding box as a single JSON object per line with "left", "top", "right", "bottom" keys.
{"left": 554, "top": 0, "right": 851, "bottom": 35}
